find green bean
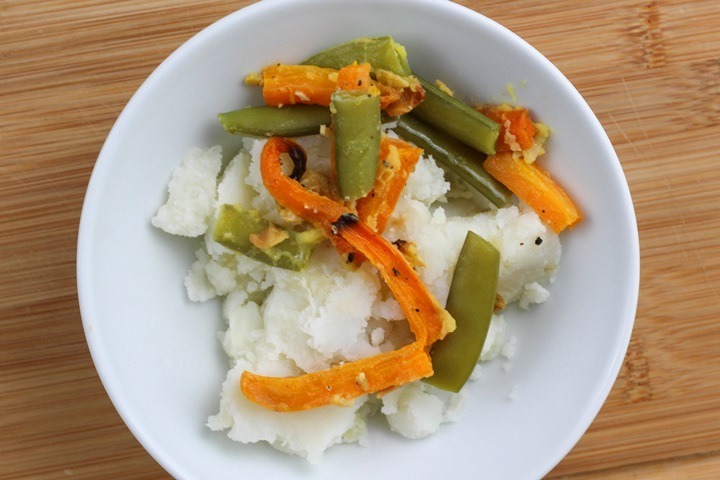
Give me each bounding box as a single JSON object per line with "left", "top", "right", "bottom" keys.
{"left": 410, "top": 77, "right": 500, "bottom": 155}
{"left": 218, "top": 105, "right": 331, "bottom": 138}
{"left": 213, "top": 204, "right": 323, "bottom": 271}
{"left": 394, "top": 115, "right": 509, "bottom": 207}
{"left": 424, "top": 231, "right": 500, "bottom": 393}
{"left": 304, "top": 36, "right": 411, "bottom": 75}
{"left": 331, "top": 90, "right": 381, "bottom": 200}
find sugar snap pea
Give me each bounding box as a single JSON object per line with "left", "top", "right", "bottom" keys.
{"left": 213, "top": 204, "right": 323, "bottom": 271}
{"left": 331, "top": 90, "right": 381, "bottom": 200}
{"left": 394, "top": 115, "right": 509, "bottom": 207}
{"left": 424, "top": 231, "right": 500, "bottom": 393}
{"left": 218, "top": 105, "right": 331, "bottom": 138}
{"left": 304, "top": 36, "right": 411, "bottom": 75}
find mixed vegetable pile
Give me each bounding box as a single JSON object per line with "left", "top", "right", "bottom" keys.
{"left": 214, "top": 37, "right": 581, "bottom": 412}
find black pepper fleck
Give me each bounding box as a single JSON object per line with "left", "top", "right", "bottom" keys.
{"left": 414, "top": 308, "right": 420, "bottom": 313}
{"left": 535, "top": 237, "right": 543, "bottom": 245}
{"left": 392, "top": 267, "right": 400, "bottom": 276}
{"left": 347, "top": 252, "right": 355, "bottom": 264}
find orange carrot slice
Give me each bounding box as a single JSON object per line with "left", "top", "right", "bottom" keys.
{"left": 480, "top": 106, "right": 536, "bottom": 153}
{"left": 262, "top": 64, "right": 337, "bottom": 107}
{"left": 356, "top": 137, "right": 423, "bottom": 233}
{"left": 261, "top": 64, "right": 424, "bottom": 114}
{"left": 259, "top": 134, "right": 363, "bottom": 267}
{"left": 483, "top": 152, "right": 581, "bottom": 233}
{"left": 336, "top": 62, "right": 371, "bottom": 91}
{"left": 241, "top": 343, "right": 432, "bottom": 412}
{"left": 334, "top": 215, "right": 454, "bottom": 345}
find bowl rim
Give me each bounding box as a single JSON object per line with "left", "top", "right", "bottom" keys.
{"left": 77, "top": 0, "right": 640, "bottom": 478}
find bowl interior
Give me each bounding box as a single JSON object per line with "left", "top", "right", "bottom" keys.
{"left": 77, "top": 0, "right": 639, "bottom": 478}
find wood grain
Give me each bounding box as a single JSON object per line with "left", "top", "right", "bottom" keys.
{"left": 1, "top": 0, "right": 719, "bottom": 478}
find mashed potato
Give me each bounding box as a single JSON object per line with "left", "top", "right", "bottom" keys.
{"left": 153, "top": 134, "right": 560, "bottom": 463}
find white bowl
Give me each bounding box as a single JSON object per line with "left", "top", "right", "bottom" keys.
{"left": 77, "top": 0, "right": 639, "bottom": 478}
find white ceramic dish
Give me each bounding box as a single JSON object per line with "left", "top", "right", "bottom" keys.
{"left": 77, "top": 0, "right": 639, "bottom": 478}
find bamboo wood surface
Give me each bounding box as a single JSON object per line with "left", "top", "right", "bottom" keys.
{"left": 1, "top": 0, "right": 719, "bottom": 478}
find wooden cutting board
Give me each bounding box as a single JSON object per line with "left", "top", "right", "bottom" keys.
{"left": 1, "top": 0, "right": 719, "bottom": 478}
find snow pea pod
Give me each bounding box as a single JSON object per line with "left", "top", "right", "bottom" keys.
{"left": 410, "top": 77, "right": 500, "bottom": 156}
{"left": 331, "top": 90, "right": 381, "bottom": 200}
{"left": 425, "top": 231, "right": 500, "bottom": 393}
{"left": 394, "top": 115, "right": 509, "bottom": 207}
{"left": 213, "top": 204, "right": 323, "bottom": 271}
{"left": 218, "top": 105, "right": 331, "bottom": 138}
{"left": 304, "top": 36, "right": 411, "bottom": 75}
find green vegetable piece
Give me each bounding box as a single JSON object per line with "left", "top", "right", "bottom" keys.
{"left": 425, "top": 231, "right": 500, "bottom": 393}
{"left": 394, "top": 115, "right": 509, "bottom": 207}
{"left": 411, "top": 77, "right": 500, "bottom": 156}
{"left": 304, "top": 36, "right": 411, "bottom": 75}
{"left": 218, "top": 105, "right": 331, "bottom": 138}
{"left": 213, "top": 204, "right": 323, "bottom": 271}
{"left": 331, "top": 90, "right": 381, "bottom": 200}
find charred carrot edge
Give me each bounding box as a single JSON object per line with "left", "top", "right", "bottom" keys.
{"left": 241, "top": 137, "right": 456, "bottom": 411}
{"left": 480, "top": 106, "right": 536, "bottom": 153}
{"left": 376, "top": 82, "right": 403, "bottom": 110}
{"left": 356, "top": 137, "right": 423, "bottom": 233}
{"left": 241, "top": 343, "right": 432, "bottom": 412}
{"left": 379, "top": 81, "right": 426, "bottom": 117}
{"left": 483, "top": 152, "right": 581, "bottom": 233}
{"left": 262, "top": 64, "right": 338, "bottom": 107}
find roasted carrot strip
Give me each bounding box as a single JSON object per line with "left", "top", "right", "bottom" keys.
{"left": 241, "top": 137, "right": 456, "bottom": 411}
{"left": 259, "top": 135, "right": 363, "bottom": 267}
{"left": 480, "top": 105, "right": 536, "bottom": 153}
{"left": 332, "top": 213, "right": 454, "bottom": 345}
{"left": 356, "top": 137, "right": 423, "bottom": 233}
{"left": 241, "top": 343, "right": 432, "bottom": 412}
{"left": 260, "top": 64, "right": 424, "bottom": 114}
{"left": 483, "top": 152, "right": 581, "bottom": 233}
{"left": 262, "top": 64, "right": 338, "bottom": 107}
{"left": 336, "top": 62, "right": 371, "bottom": 91}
